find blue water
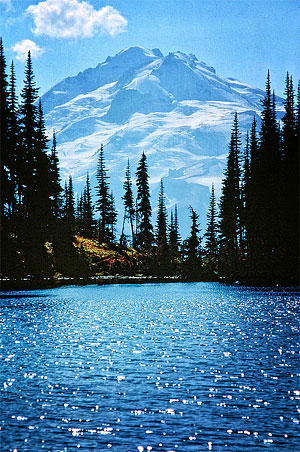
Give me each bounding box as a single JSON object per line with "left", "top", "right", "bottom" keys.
{"left": 0, "top": 282, "right": 299, "bottom": 451}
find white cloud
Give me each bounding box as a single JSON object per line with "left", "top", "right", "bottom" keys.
{"left": 27, "top": 0, "right": 128, "bottom": 39}
{"left": 13, "top": 39, "right": 45, "bottom": 62}
{"left": 0, "top": 0, "right": 12, "bottom": 11}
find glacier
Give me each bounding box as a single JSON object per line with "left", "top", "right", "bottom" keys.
{"left": 41, "top": 46, "right": 284, "bottom": 238}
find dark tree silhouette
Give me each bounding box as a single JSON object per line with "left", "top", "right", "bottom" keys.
{"left": 0, "top": 37, "right": 10, "bottom": 220}
{"left": 219, "top": 112, "right": 241, "bottom": 273}
{"left": 136, "top": 152, "right": 153, "bottom": 248}
{"left": 7, "top": 60, "right": 20, "bottom": 216}
{"left": 155, "top": 179, "right": 168, "bottom": 248}
{"left": 106, "top": 191, "right": 117, "bottom": 241}
{"left": 18, "top": 51, "right": 40, "bottom": 218}
{"left": 204, "top": 183, "right": 218, "bottom": 275}
{"left": 121, "top": 159, "right": 135, "bottom": 247}
{"left": 49, "top": 131, "right": 63, "bottom": 218}
{"left": 257, "top": 72, "right": 282, "bottom": 274}
{"left": 154, "top": 179, "right": 169, "bottom": 274}
{"left": 64, "top": 176, "right": 75, "bottom": 223}
{"left": 281, "top": 73, "right": 299, "bottom": 278}
{"left": 81, "top": 172, "right": 95, "bottom": 237}
{"left": 169, "top": 204, "right": 180, "bottom": 251}
{"left": 183, "top": 207, "right": 202, "bottom": 280}
{"left": 240, "top": 132, "right": 250, "bottom": 256}
{"left": 95, "top": 144, "right": 111, "bottom": 242}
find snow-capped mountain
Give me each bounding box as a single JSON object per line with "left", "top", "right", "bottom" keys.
{"left": 41, "top": 46, "right": 281, "bottom": 237}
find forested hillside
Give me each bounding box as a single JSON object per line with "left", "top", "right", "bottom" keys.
{"left": 1, "top": 39, "right": 299, "bottom": 284}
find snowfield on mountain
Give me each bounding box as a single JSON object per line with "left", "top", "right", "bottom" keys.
{"left": 41, "top": 46, "right": 283, "bottom": 236}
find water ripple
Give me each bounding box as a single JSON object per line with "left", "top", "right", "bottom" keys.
{"left": 0, "top": 283, "right": 299, "bottom": 451}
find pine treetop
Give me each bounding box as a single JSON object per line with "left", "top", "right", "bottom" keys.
{"left": 8, "top": 60, "right": 17, "bottom": 113}
{"left": 156, "top": 179, "right": 168, "bottom": 247}
{"left": 123, "top": 159, "right": 135, "bottom": 216}
{"left": 20, "top": 51, "right": 39, "bottom": 107}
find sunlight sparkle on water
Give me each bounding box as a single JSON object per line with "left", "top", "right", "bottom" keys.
{"left": 0, "top": 283, "right": 299, "bottom": 451}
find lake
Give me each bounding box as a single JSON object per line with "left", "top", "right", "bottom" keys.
{"left": 0, "top": 282, "right": 299, "bottom": 451}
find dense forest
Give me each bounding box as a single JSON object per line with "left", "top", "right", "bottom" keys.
{"left": 1, "top": 39, "right": 299, "bottom": 284}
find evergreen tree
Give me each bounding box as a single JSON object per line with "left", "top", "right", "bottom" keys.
{"left": 204, "top": 183, "right": 218, "bottom": 274}
{"left": 281, "top": 73, "right": 299, "bottom": 279}
{"left": 82, "top": 172, "right": 95, "bottom": 237}
{"left": 282, "top": 73, "right": 296, "bottom": 156}
{"left": 0, "top": 38, "right": 18, "bottom": 276}
{"left": 296, "top": 81, "right": 300, "bottom": 140}
{"left": 33, "top": 99, "right": 52, "bottom": 227}
{"left": 183, "top": 207, "right": 202, "bottom": 279}
{"left": 246, "top": 116, "right": 263, "bottom": 274}
{"left": 121, "top": 159, "right": 135, "bottom": 247}
{"left": 155, "top": 179, "right": 168, "bottom": 248}
{"left": 55, "top": 180, "right": 90, "bottom": 279}
{"left": 75, "top": 193, "right": 84, "bottom": 234}
{"left": 168, "top": 204, "right": 180, "bottom": 250}
{"left": 154, "top": 179, "right": 169, "bottom": 274}
{"left": 240, "top": 132, "right": 250, "bottom": 255}
{"left": 219, "top": 113, "right": 241, "bottom": 258}
{"left": 136, "top": 152, "right": 153, "bottom": 248}
{"left": 168, "top": 210, "right": 175, "bottom": 245}
{"left": 106, "top": 191, "right": 117, "bottom": 241}
{"left": 168, "top": 205, "right": 181, "bottom": 275}
{"left": 7, "top": 60, "right": 20, "bottom": 215}
{"left": 95, "top": 144, "right": 111, "bottom": 242}
{"left": 258, "top": 72, "right": 281, "bottom": 272}
{"left": 0, "top": 37, "right": 10, "bottom": 220}
{"left": 49, "top": 131, "right": 63, "bottom": 218}
{"left": 249, "top": 117, "right": 259, "bottom": 175}
{"left": 174, "top": 205, "right": 180, "bottom": 246}
{"left": 64, "top": 176, "right": 75, "bottom": 222}
{"left": 13, "top": 53, "right": 54, "bottom": 275}
{"left": 8, "top": 60, "right": 17, "bottom": 120}
{"left": 18, "top": 51, "right": 40, "bottom": 217}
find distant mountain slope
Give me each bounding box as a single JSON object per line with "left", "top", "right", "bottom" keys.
{"left": 41, "top": 46, "right": 283, "bottom": 237}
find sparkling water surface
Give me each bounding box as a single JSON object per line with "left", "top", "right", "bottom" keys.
{"left": 0, "top": 282, "right": 299, "bottom": 451}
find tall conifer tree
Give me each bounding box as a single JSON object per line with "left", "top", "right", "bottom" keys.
{"left": 219, "top": 112, "right": 241, "bottom": 256}
{"left": 258, "top": 72, "right": 281, "bottom": 270}
{"left": 183, "top": 207, "right": 202, "bottom": 279}
{"left": 168, "top": 205, "right": 180, "bottom": 274}
{"left": 204, "top": 183, "right": 218, "bottom": 273}
{"left": 19, "top": 51, "right": 40, "bottom": 216}
{"left": 64, "top": 176, "right": 75, "bottom": 222}
{"left": 76, "top": 193, "right": 84, "bottom": 234}
{"left": 136, "top": 152, "right": 153, "bottom": 248}
{"left": 0, "top": 37, "right": 10, "bottom": 220}
{"left": 34, "top": 99, "right": 52, "bottom": 227}
{"left": 82, "top": 172, "right": 94, "bottom": 237}
{"left": 155, "top": 179, "right": 168, "bottom": 248}
{"left": 95, "top": 144, "right": 110, "bottom": 242}
{"left": 281, "top": 73, "right": 299, "bottom": 277}
{"left": 246, "top": 116, "right": 263, "bottom": 273}
{"left": 169, "top": 204, "right": 180, "bottom": 251}
{"left": 106, "top": 191, "right": 117, "bottom": 241}
{"left": 49, "top": 131, "right": 63, "bottom": 218}
{"left": 7, "top": 60, "right": 20, "bottom": 215}
{"left": 240, "top": 132, "right": 250, "bottom": 255}
{"left": 121, "top": 159, "right": 135, "bottom": 247}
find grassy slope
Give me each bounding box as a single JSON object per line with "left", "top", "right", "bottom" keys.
{"left": 72, "top": 236, "right": 139, "bottom": 276}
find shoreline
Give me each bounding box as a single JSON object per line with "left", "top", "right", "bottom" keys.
{"left": 0, "top": 275, "right": 186, "bottom": 291}
{"left": 0, "top": 275, "right": 299, "bottom": 292}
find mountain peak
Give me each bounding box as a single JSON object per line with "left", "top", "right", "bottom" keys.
{"left": 113, "top": 46, "right": 161, "bottom": 62}
{"left": 151, "top": 48, "right": 163, "bottom": 57}
{"left": 40, "top": 46, "right": 272, "bottom": 235}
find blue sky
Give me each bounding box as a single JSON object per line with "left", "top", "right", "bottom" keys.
{"left": 1, "top": 0, "right": 299, "bottom": 97}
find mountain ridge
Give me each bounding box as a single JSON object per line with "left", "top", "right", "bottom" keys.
{"left": 41, "top": 46, "right": 283, "bottom": 237}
